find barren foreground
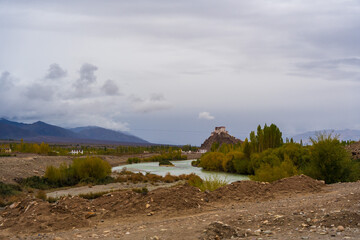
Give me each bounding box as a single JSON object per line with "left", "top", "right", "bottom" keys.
{"left": 1, "top": 175, "right": 359, "bottom": 240}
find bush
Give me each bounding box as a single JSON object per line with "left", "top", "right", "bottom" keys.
{"left": 199, "top": 152, "right": 226, "bottom": 171}
{"left": 163, "top": 173, "right": 176, "bottom": 182}
{"left": 36, "top": 190, "right": 47, "bottom": 200}
{"left": 79, "top": 191, "right": 108, "bottom": 199}
{"left": 250, "top": 157, "right": 298, "bottom": 182}
{"left": 304, "top": 133, "right": 356, "bottom": 183}
{"left": 17, "top": 176, "right": 52, "bottom": 190}
{"left": 0, "top": 181, "right": 22, "bottom": 197}
{"left": 188, "top": 175, "right": 228, "bottom": 192}
{"left": 159, "top": 159, "right": 174, "bottom": 166}
{"left": 132, "top": 187, "right": 148, "bottom": 195}
{"left": 127, "top": 157, "right": 141, "bottom": 164}
{"left": 72, "top": 157, "right": 112, "bottom": 180}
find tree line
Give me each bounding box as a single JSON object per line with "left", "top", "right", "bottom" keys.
{"left": 196, "top": 124, "right": 360, "bottom": 184}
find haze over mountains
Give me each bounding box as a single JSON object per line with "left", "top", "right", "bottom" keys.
{"left": 291, "top": 129, "right": 360, "bottom": 144}
{"left": 0, "top": 118, "right": 149, "bottom": 145}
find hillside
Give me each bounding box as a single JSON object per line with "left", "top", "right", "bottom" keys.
{"left": 0, "top": 118, "right": 148, "bottom": 145}
{"left": 69, "top": 126, "right": 148, "bottom": 144}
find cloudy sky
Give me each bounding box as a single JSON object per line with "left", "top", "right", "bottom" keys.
{"left": 1, "top": 0, "right": 359, "bottom": 145}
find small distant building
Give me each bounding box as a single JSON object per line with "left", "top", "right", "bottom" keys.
{"left": 211, "top": 126, "right": 228, "bottom": 135}
{"left": 69, "top": 150, "right": 83, "bottom": 155}
{"left": 198, "top": 149, "right": 207, "bottom": 153}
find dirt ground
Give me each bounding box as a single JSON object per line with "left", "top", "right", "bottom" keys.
{"left": 1, "top": 175, "right": 359, "bottom": 240}
{"left": 0, "top": 153, "right": 202, "bottom": 184}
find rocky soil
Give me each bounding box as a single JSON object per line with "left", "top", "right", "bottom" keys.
{"left": 346, "top": 141, "right": 360, "bottom": 160}
{"left": 1, "top": 175, "right": 359, "bottom": 240}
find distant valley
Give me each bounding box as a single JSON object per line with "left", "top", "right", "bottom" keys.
{"left": 0, "top": 118, "right": 149, "bottom": 145}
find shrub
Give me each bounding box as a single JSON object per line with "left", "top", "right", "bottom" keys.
{"left": 163, "top": 173, "right": 175, "bottom": 183}
{"left": 36, "top": 190, "right": 47, "bottom": 200}
{"left": 132, "top": 187, "right": 148, "bottom": 195}
{"left": 188, "top": 175, "right": 228, "bottom": 192}
{"left": 72, "top": 157, "right": 111, "bottom": 180}
{"left": 0, "top": 181, "right": 22, "bottom": 197}
{"left": 250, "top": 157, "right": 298, "bottom": 182}
{"left": 17, "top": 176, "right": 51, "bottom": 190}
{"left": 227, "top": 151, "right": 247, "bottom": 174}
{"left": 79, "top": 191, "right": 107, "bottom": 199}
{"left": 199, "top": 152, "right": 226, "bottom": 171}
{"left": 191, "top": 159, "right": 201, "bottom": 167}
{"left": 47, "top": 196, "right": 59, "bottom": 203}
{"left": 159, "top": 159, "right": 174, "bottom": 166}
{"left": 304, "top": 133, "right": 356, "bottom": 183}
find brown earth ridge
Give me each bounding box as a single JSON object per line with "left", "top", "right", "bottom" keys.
{"left": 2, "top": 175, "right": 360, "bottom": 240}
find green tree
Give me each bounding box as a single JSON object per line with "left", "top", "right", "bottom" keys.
{"left": 304, "top": 132, "right": 355, "bottom": 184}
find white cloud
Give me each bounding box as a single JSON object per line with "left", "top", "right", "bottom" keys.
{"left": 198, "top": 111, "right": 214, "bottom": 120}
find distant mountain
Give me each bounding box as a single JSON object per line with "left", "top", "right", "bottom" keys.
{"left": 0, "top": 118, "right": 149, "bottom": 145}
{"left": 69, "top": 126, "right": 148, "bottom": 144}
{"left": 292, "top": 129, "right": 360, "bottom": 144}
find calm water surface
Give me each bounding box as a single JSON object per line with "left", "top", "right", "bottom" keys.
{"left": 112, "top": 160, "right": 249, "bottom": 183}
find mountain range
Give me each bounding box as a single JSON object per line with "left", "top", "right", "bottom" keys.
{"left": 0, "top": 118, "right": 149, "bottom": 145}
{"left": 291, "top": 129, "right": 360, "bottom": 144}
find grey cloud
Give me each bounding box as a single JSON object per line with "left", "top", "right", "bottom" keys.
{"left": 0, "top": 71, "right": 14, "bottom": 91}
{"left": 294, "top": 57, "right": 360, "bottom": 81}
{"left": 25, "top": 83, "right": 54, "bottom": 101}
{"left": 101, "top": 79, "right": 121, "bottom": 96}
{"left": 150, "top": 93, "right": 165, "bottom": 101}
{"left": 130, "top": 94, "right": 171, "bottom": 113}
{"left": 74, "top": 63, "right": 98, "bottom": 89}
{"left": 45, "top": 63, "right": 67, "bottom": 80}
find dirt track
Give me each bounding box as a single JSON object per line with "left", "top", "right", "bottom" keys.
{"left": 1, "top": 175, "right": 359, "bottom": 240}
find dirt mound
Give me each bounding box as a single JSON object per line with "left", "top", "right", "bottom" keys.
{"left": 0, "top": 176, "right": 325, "bottom": 234}
{"left": 209, "top": 175, "right": 325, "bottom": 202}
{"left": 98, "top": 184, "right": 207, "bottom": 218}
{"left": 0, "top": 197, "right": 91, "bottom": 234}
{"left": 0, "top": 185, "right": 208, "bottom": 234}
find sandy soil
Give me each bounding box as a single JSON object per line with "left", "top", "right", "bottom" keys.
{"left": 1, "top": 175, "right": 359, "bottom": 240}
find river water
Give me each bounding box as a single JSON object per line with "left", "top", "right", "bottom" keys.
{"left": 112, "top": 160, "right": 249, "bottom": 183}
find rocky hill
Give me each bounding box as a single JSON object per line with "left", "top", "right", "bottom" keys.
{"left": 200, "top": 126, "right": 241, "bottom": 151}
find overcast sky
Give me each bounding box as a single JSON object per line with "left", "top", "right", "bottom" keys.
{"left": 1, "top": 0, "right": 359, "bottom": 145}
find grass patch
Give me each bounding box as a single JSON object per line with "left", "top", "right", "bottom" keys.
{"left": 79, "top": 191, "right": 109, "bottom": 199}
{"left": 132, "top": 187, "right": 148, "bottom": 195}
{"left": 188, "top": 175, "right": 228, "bottom": 192}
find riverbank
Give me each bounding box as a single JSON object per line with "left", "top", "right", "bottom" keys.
{"left": 0, "top": 152, "right": 202, "bottom": 184}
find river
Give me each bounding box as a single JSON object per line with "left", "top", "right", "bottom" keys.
{"left": 112, "top": 160, "right": 249, "bottom": 183}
